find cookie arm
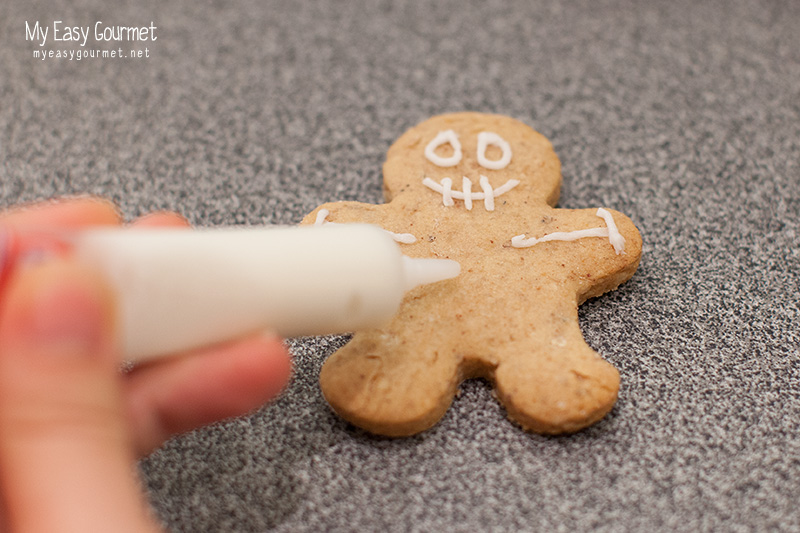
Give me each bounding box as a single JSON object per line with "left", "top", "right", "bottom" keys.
{"left": 301, "top": 202, "right": 369, "bottom": 226}
{"left": 575, "top": 207, "right": 642, "bottom": 302}
{"left": 510, "top": 207, "right": 642, "bottom": 303}
{"left": 302, "top": 202, "right": 417, "bottom": 244}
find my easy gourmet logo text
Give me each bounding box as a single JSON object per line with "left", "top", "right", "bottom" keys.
{"left": 25, "top": 20, "right": 158, "bottom": 61}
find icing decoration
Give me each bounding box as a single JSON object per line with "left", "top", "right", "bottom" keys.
{"left": 441, "top": 177, "right": 455, "bottom": 206}
{"left": 476, "top": 132, "right": 512, "bottom": 170}
{"left": 597, "top": 208, "right": 625, "bottom": 253}
{"left": 389, "top": 231, "right": 417, "bottom": 245}
{"left": 479, "top": 176, "right": 496, "bottom": 211}
{"left": 314, "top": 209, "right": 416, "bottom": 244}
{"left": 313, "top": 209, "right": 331, "bottom": 226}
{"left": 510, "top": 208, "right": 625, "bottom": 254}
{"left": 422, "top": 177, "right": 520, "bottom": 211}
{"left": 424, "top": 130, "right": 462, "bottom": 167}
{"left": 462, "top": 177, "right": 473, "bottom": 210}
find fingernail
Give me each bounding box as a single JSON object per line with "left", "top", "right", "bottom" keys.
{"left": 0, "top": 227, "right": 15, "bottom": 293}
{"left": 17, "top": 247, "right": 57, "bottom": 268}
{"left": 9, "top": 262, "right": 109, "bottom": 359}
{"left": 16, "top": 231, "right": 70, "bottom": 267}
{"left": 0, "top": 228, "right": 71, "bottom": 299}
{"left": 260, "top": 329, "right": 282, "bottom": 342}
{"left": 0, "top": 227, "right": 9, "bottom": 274}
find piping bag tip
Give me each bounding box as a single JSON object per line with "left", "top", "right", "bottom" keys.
{"left": 401, "top": 256, "right": 461, "bottom": 292}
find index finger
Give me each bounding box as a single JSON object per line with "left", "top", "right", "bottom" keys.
{"left": 0, "top": 196, "right": 122, "bottom": 230}
{"left": 0, "top": 197, "right": 123, "bottom": 298}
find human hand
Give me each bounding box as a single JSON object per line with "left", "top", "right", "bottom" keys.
{"left": 0, "top": 197, "right": 292, "bottom": 532}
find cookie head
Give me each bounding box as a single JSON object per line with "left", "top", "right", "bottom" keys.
{"left": 383, "top": 112, "right": 562, "bottom": 208}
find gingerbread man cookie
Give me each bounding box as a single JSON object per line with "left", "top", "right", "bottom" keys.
{"left": 302, "top": 112, "right": 642, "bottom": 436}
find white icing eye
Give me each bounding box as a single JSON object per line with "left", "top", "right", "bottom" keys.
{"left": 424, "top": 130, "right": 462, "bottom": 167}
{"left": 476, "top": 132, "right": 512, "bottom": 170}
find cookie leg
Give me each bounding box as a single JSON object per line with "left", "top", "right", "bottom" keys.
{"left": 493, "top": 335, "right": 620, "bottom": 435}
{"left": 319, "top": 330, "right": 461, "bottom": 437}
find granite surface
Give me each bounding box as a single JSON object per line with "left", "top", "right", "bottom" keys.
{"left": 1, "top": 0, "right": 799, "bottom": 531}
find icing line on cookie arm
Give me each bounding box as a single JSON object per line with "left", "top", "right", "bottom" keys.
{"left": 313, "top": 208, "right": 417, "bottom": 244}
{"left": 595, "top": 208, "right": 625, "bottom": 254}
{"left": 510, "top": 208, "right": 625, "bottom": 254}
{"left": 314, "top": 209, "right": 331, "bottom": 226}
{"left": 389, "top": 232, "right": 418, "bottom": 244}
{"left": 510, "top": 227, "right": 610, "bottom": 248}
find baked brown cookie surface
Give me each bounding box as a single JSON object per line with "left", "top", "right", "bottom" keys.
{"left": 303, "top": 112, "right": 642, "bottom": 436}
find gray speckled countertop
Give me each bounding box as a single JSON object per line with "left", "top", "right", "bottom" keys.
{"left": 2, "top": 0, "right": 799, "bottom": 530}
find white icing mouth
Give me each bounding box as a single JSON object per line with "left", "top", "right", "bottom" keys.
{"left": 422, "top": 176, "right": 520, "bottom": 211}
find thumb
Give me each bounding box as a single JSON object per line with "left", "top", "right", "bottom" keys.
{"left": 0, "top": 258, "right": 160, "bottom": 532}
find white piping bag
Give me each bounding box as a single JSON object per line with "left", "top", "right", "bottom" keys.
{"left": 71, "top": 224, "right": 460, "bottom": 363}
